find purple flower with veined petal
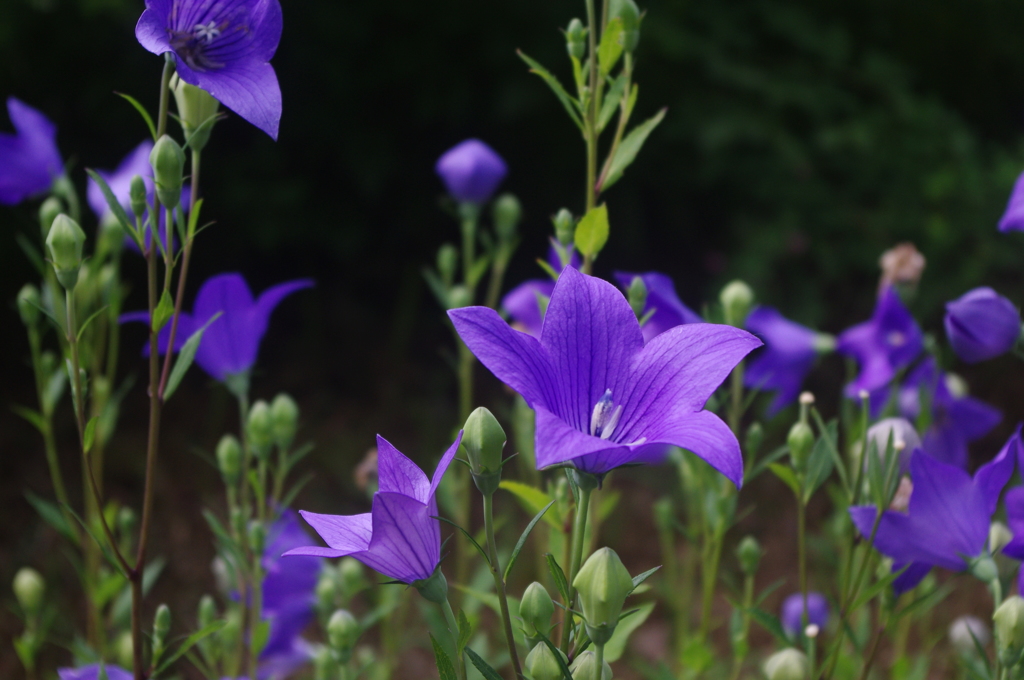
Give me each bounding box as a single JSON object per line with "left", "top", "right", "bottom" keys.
{"left": 998, "top": 171, "right": 1024, "bottom": 232}
{"left": 502, "top": 244, "right": 580, "bottom": 337}
{"left": 743, "top": 306, "right": 833, "bottom": 416}
{"left": 0, "top": 97, "right": 64, "bottom": 205}
{"left": 780, "top": 592, "right": 829, "bottom": 635}
{"left": 435, "top": 139, "right": 507, "bottom": 204}
{"left": 121, "top": 272, "right": 312, "bottom": 382}
{"left": 945, "top": 287, "right": 1021, "bottom": 364}
{"left": 849, "top": 429, "right": 1019, "bottom": 594}
{"left": 836, "top": 287, "right": 923, "bottom": 401}
{"left": 450, "top": 267, "right": 762, "bottom": 481}
{"left": 613, "top": 271, "right": 702, "bottom": 343}
{"left": 136, "top": 0, "right": 283, "bottom": 139}
{"left": 285, "top": 433, "right": 462, "bottom": 584}
{"left": 58, "top": 665, "right": 133, "bottom": 680}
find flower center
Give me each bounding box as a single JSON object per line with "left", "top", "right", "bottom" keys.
{"left": 168, "top": 20, "right": 230, "bottom": 71}
{"left": 590, "top": 389, "right": 623, "bottom": 440}
{"left": 887, "top": 331, "right": 906, "bottom": 347}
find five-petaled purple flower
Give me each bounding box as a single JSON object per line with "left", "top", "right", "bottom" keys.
{"left": 122, "top": 272, "right": 312, "bottom": 382}
{"left": 435, "top": 139, "right": 507, "bottom": 205}
{"left": 450, "top": 267, "right": 761, "bottom": 481}
{"left": 285, "top": 433, "right": 462, "bottom": 585}
{"left": 780, "top": 592, "right": 830, "bottom": 635}
{"left": 0, "top": 97, "right": 64, "bottom": 205}
{"left": 502, "top": 244, "right": 580, "bottom": 337}
{"left": 998, "top": 171, "right": 1024, "bottom": 232}
{"left": 849, "top": 429, "right": 1019, "bottom": 594}
{"left": 58, "top": 665, "right": 132, "bottom": 680}
{"left": 743, "top": 306, "right": 833, "bottom": 416}
{"left": 613, "top": 271, "right": 702, "bottom": 343}
{"left": 136, "top": 0, "right": 283, "bottom": 139}
{"left": 836, "top": 287, "right": 923, "bottom": 404}
{"left": 944, "top": 287, "right": 1021, "bottom": 364}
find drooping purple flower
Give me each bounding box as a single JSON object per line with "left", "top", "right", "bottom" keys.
{"left": 121, "top": 272, "right": 312, "bottom": 382}
{"left": 135, "top": 0, "right": 283, "bottom": 139}
{"left": 849, "top": 429, "right": 1019, "bottom": 594}
{"left": 450, "top": 267, "right": 762, "bottom": 481}
{"left": 836, "top": 287, "right": 923, "bottom": 402}
{"left": 780, "top": 592, "right": 830, "bottom": 635}
{"left": 0, "top": 97, "right": 64, "bottom": 205}
{"left": 998, "top": 171, "right": 1024, "bottom": 232}
{"left": 742, "top": 306, "right": 833, "bottom": 416}
{"left": 502, "top": 244, "right": 580, "bottom": 337}
{"left": 435, "top": 139, "right": 507, "bottom": 204}
{"left": 612, "top": 271, "right": 702, "bottom": 343}
{"left": 58, "top": 665, "right": 133, "bottom": 680}
{"left": 944, "top": 287, "right": 1021, "bottom": 364}
{"left": 285, "top": 433, "right": 462, "bottom": 584}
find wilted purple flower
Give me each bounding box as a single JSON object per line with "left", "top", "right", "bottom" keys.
{"left": 945, "top": 287, "right": 1021, "bottom": 364}
{"left": 849, "top": 430, "right": 1019, "bottom": 594}
{"left": 450, "top": 267, "right": 761, "bottom": 481}
{"left": 135, "top": 0, "right": 283, "bottom": 139}
{"left": 613, "top": 271, "right": 702, "bottom": 343}
{"left": 743, "top": 306, "right": 833, "bottom": 416}
{"left": 58, "top": 665, "right": 132, "bottom": 680}
{"left": 0, "top": 98, "right": 64, "bottom": 205}
{"left": 121, "top": 272, "right": 312, "bottom": 382}
{"left": 998, "top": 171, "right": 1024, "bottom": 232}
{"left": 435, "top": 139, "right": 507, "bottom": 204}
{"left": 286, "top": 433, "right": 462, "bottom": 584}
{"left": 502, "top": 245, "right": 580, "bottom": 337}
{"left": 780, "top": 592, "right": 829, "bottom": 635}
{"left": 836, "top": 287, "right": 923, "bottom": 401}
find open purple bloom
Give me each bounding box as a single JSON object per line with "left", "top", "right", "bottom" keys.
{"left": 836, "top": 287, "right": 923, "bottom": 401}
{"left": 285, "top": 433, "right": 462, "bottom": 584}
{"left": 136, "top": 0, "right": 283, "bottom": 139}
{"left": 945, "top": 287, "right": 1021, "bottom": 364}
{"left": 780, "top": 592, "right": 829, "bottom": 635}
{"left": 58, "top": 665, "right": 133, "bottom": 680}
{"left": 613, "top": 271, "right": 702, "bottom": 343}
{"left": 121, "top": 272, "right": 312, "bottom": 382}
{"left": 998, "top": 171, "right": 1024, "bottom": 232}
{"left": 450, "top": 267, "right": 761, "bottom": 481}
{"left": 502, "top": 244, "right": 580, "bottom": 337}
{"left": 0, "top": 97, "right": 64, "bottom": 205}
{"left": 849, "top": 430, "right": 1019, "bottom": 594}
{"left": 435, "top": 139, "right": 507, "bottom": 204}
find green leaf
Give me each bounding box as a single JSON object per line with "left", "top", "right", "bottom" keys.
{"left": 599, "top": 72, "right": 629, "bottom": 132}
{"left": 574, "top": 204, "right": 610, "bottom": 258}
{"left": 152, "top": 290, "right": 175, "bottom": 334}
{"left": 12, "top": 405, "right": 47, "bottom": 435}
{"left": 251, "top": 620, "right": 271, "bottom": 658}
{"left": 85, "top": 169, "right": 142, "bottom": 250}
{"left": 152, "top": 620, "right": 226, "bottom": 675}
{"left": 600, "top": 107, "right": 667, "bottom": 192}
{"left": 849, "top": 567, "right": 904, "bottom": 613}
{"left": 467, "top": 252, "right": 493, "bottom": 290}
{"left": 545, "top": 553, "right": 570, "bottom": 603}
{"left": 768, "top": 463, "right": 801, "bottom": 497}
{"left": 83, "top": 416, "right": 99, "bottom": 454}
{"left": 115, "top": 92, "right": 157, "bottom": 141}
{"left": 629, "top": 565, "right": 661, "bottom": 594}
{"left": 163, "top": 312, "right": 222, "bottom": 401}
{"left": 517, "top": 50, "right": 584, "bottom": 131}
{"left": 803, "top": 420, "right": 837, "bottom": 503}
{"left": 597, "top": 17, "right": 625, "bottom": 75}
{"left": 76, "top": 305, "right": 111, "bottom": 343}
{"left": 15, "top": 232, "right": 45, "bottom": 275}
{"left": 25, "top": 491, "right": 76, "bottom": 542}
{"left": 811, "top": 409, "right": 849, "bottom": 495}
{"left": 747, "top": 607, "right": 789, "bottom": 645}
{"left": 111, "top": 557, "right": 166, "bottom": 626}
{"left": 457, "top": 609, "right": 472, "bottom": 653}
{"left": 504, "top": 499, "right": 555, "bottom": 582}
{"left": 435, "top": 516, "right": 491, "bottom": 568}
{"left": 182, "top": 113, "right": 223, "bottom": 151}
{"left": 499, "top": 480, "right": 561, "bottom": 529}
{"left": 604, "top": 601, "right": 655, "bottom": 662}
{"left": 464, "top": 647, "right": 504, "bottom": 680}
{"left": 430, "top": 633, "right": 458, "bottom": 680}
{"left": 745, "top": 444, "right": 789, "bottom": 483}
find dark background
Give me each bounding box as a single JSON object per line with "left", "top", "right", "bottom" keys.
{"left": 3, "top": 0, "right": 1024, "bottom": 675}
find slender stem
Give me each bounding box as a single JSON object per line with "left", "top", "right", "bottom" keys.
{"left": 728, "top": 574, "right": 755, "bottom": 680}
{"left": 595, "top": 53, "right": 633, "bottom": 192}
{"left": 560, "top": 485, "right": 593, "bottom": 653}
{"left": 584, "top": 0, "right": 598, "bottom": 215}
{"left": 797, "top": 492, "right": 808, "bottom": 631}
{"left": 442, "top": 598, "right": 467, "bottom": 680}
{"left": 594, "top": 643, "right": 605, "bottom": 677}
{"left": 856, "top": 607, "right": 892, "bottom": 680}
{"left": 699, "top": 523, "right": 725, "bottom": 640}
{"left": 728, "top": 361, "right": 745, "bottom": 436}
{"left": 247, "top": 553, "right": 264, "bottom": 679}
{"left": 483, "top": 493, "right": 523, "bottom": 679}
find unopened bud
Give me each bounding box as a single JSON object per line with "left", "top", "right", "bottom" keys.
{"left": 46, "top": 214, "right": 86, "bottom": 290}
{"left": 17, "top": 284, "right": 41, "bottom": 327}
{"left": 39, "top": 196, "right": 62, "bottom": 240}
{"left": 130, "top": 175, "right": 148, "bottom": 219}
{"left": 171, "top": 75, "right": 219, "bottom": 152}
{"left": 216, "top": 434, "right": 243, "bottom": 485}
{"left": 787, "top": 421, "right": 814, "bottom": 472}
{"left": 248, "top": 521, "right": 266, "bottom": 555}
{"left": 991, "top": 521, "right": 1013, "bottom": 554}
{"left": 720, "top": 280, "right": 754, "bottom": 327}
{"left": 736, "top": 536, "right": 762, "bottom": 575}
{"left": 448, "top": 285, "right": 471, "bottom": 309}
{"left": 247, "top": 400, "right": 273, "bottom": 459}
{"left": 949, "top": 615, "right": 989, "bottom": 655}
{"left": 570, "top": 649, "right": 612, "bottom": 680}
{"left": 745, "top": 422, "right": 764, "bottom": 457}
{"left": 994, "top": 596, "right": 1024, "bottom": 665}
{"left": 554, "top": 208, "right": 575, "bottom": 246}
{"left": 317, "top": 575, "right": 337, "bottom": 613}
{"left": 339, "top": 557, "right": 364, "bottom": 595}
{"left": 565, "top": 19, "right": 586, "bottom": 60}
{"left": 463, "top": 407, "right": 506, "bottom": 493}
{"left": 573, "top": 547, "right": 634, "bottom": 645}
{"left": 153, "top": 603, "right": 171, "bottom": 645}
{"left": 327, "top": 609, "right": 360, "bottom": 662}
{"left": 437, "top": 244, "right": 458, "bottom": 288}
{"left": 763, "top": 648, "right": 809, "bottom": 680}
{"left": 114, "top": 630, "right": 134, "bottom": 669}
{"left": 13, "top": 567, "right": 44, "bottom": 614}
{"left": 198, "top": 594, "right": 216, "bottom": 629}
{"left": 524, "top": 642, "right": 568, "bottom": 680}
{"left": 493, "top": 193, "right": 521, "bottom": 242}
{"left": 970, "top": 555, "right": 998, "bottom": 583}
{"left": 150, "top": 135, "right": 185, "bottom": 208}
{"left": 270, "top": 393, "right": 299, "bottom": 450}
{"left": 627, "top": 276, "right": 647, "bottom": 319}
{"left": 609, "top": 0, "right": 641, "bottom": 51}
{"left": 520, "top": 582, "right": 555, "bottom": 638}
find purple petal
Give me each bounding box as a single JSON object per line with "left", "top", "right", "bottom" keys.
{"left": 375, "top": 435, "right": 430, "bottom": 502}
{"left": 780, "top": 592, "right": 829, "bottom": 634}
{"left": 0, "top": 98, "right": 63, "bottom": 205}
{"left": 973, "top": 427, "right": 1019, "bottom": 514}
{"left": 1006, "top": 486, "right": 1024, "bottom": 541}
{"left": 428, "top": 431, "right": 463, "bottom": 500}
{"left": 743, "top": 306, "right": 820, "bottom": 415}
{"left": 174, "top": 57, "right": 281, "bottom": 140}
{"left": 289, "top": 510, "right": 371, "bottom": 556}
{"left": 253, "top": 278, "right": 314, "bottom": 336}
{"left": 533, "top": 406, "right": 637, "bottom": 471}
{"left": 640, "top": 409, "right": 744, "bottom": 487}
{"left": 945, "top": 287, "right": 1021, "bottom": 363}
{"left": 363, "top": 492, "right": 438, "bottom": 583}
{"left": 998, "top": 170, "right": 1024, "bottom": 232}
{"left": 891, "top": 562, "right": 932, "bottom": 595}
{"left": 87, "top": 140, "right": 153, "bottom": 220}
{"left": 59, "top": 666, "right": 134, "bottom": 680}
{"left": 262, "top": 510, "right": 320, "bottom": 614}
{"left": 501, "top": 279, "right": 554, "bottom": 338}
{"left": 849, "top": 505, "right": 965, "bottom": 572}
{"left": 435, "top": 139, "right": 507, "bottom": 204}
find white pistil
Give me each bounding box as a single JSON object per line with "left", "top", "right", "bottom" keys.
{"left": 194, "top": 21, "right": 221, "bottom": 43}
{"left": 590, "top": 389, "right": 623, "bottom": 440}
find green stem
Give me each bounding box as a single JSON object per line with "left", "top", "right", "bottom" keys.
{"left": 483, "top": 493, "right": 523, "bottom": 679}
{"left": 584, "top": 0, "right": 598, "bottom": 215}
{"left": 248, "top": 553, "right": 264, "bottom": 680}
{"left": 442, "top": 598, "right": 467, "bottom": 680}
{"left": 594, "top": 643, "right": 605, "bottom": 677}
{"left": 728, "top": 574, "right": 755, "bottom": 680}
{"left": 728, "top": 361, "right": 745, "bottom": 436}
{"left": 798, "top": 492, "right": 808, "bottom": 628}
{"left": 699, "top": 523, "right": 725, "bottom": 640}
{"left": 560, "top": 484, "right": 593, "bottom": 653}
{"left": 856, "top": 607, "right": 892, "bottom": 680}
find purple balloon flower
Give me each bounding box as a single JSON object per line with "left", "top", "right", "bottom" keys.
{"left": 998, "top": 171, "right": 1024, "bottom": 232}
{"left": 1001, "top": 486, "right": 1024, "bottom": 593}
{"left": 122, "top": 272, "right": 312, "bottom": 382}
{"left": 58, "top": 665, "right": 133, "bottom": 680}
{"left": 613, "top": 271, "right": 703, "bottom": 343}
{"left": 135, "top": 0, "right": 283, "bottom": 139}
{"left": 502, "top": 245, "right": 581, "bottom": 337}
{"left": 435, "top": 139, "right": 507, "bottom": 204}
{"left": 0, "top": 97, "right": 64, "bottom": 205}
{"left": 849, "top": 429, "right": 1019, "bottom": 594}
{"left": 836, "top": 287, "right": 923, "bottom": 401}
{"left": 780, "top": 592, "right": 830, "bottom": 635}
{"left": 944, "top": 287, "right": 1021, "bottom": 364}
{"left": 286, "top": 433, "right": 462, "bottom": 584}
{"left": 450, "top": 267, "right": 761, "bottom": 481}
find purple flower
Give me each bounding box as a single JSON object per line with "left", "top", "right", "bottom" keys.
{"left": 121, "top": 272, "right": 312, "bottom": 382}
{"left": 743, "top": 306, "right": 832, "bottom": 416}
{"left": 58, "top": 665, "right": 133, "bottom": 680}
{"left": 502, "top": 245, "right": 580, "bottom": 337}
{"left": 435, "top": 139, "right": 507, "bottom": 204}
{"left": 849, "top": 429, "right": 1019, "bottom": 594}
{"left": 0, "top": 97, "right": 64, "bottom": 205}
{"left": 998, "top": 171, "right": 1024, "bottom": 232}
{"left": 135, "top": 0, "right": 283, "bottom": 139}
{"left": 613, "top": 271, "right": 702, "bottom": 343}
{"left": 780, "top": 592, "right": 829, "bottom": 635}
{"left": 1001, "top": 486, "right": 1024, "bottom": 592}
{"left": 285, "top": 433, "right": 462, "bottom": 584}
{"left": 944, "top": 287, "right": 1021, "bottom": 364}
{"left": 449, "top": 267, "right": 761, "bottom": 481}
{"left": 836, "top": 287, "right": 923, "bottom": 401}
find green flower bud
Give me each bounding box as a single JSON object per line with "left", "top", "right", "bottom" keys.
{"left": 327, "top": 609, "right": 360, "bottom": 662}
{"left": 719, "top": 280, "right": 754, "bottom": 327}
{"left": 627, "top": 276, "right": 647, "bottom": 319}
{"left": 216, "top": 434, "right": 243, "bottom": 485}
{"left": 117, "top": 506, "right": 136, "bottom": 540}
{"left": 114, "top": 630, "right": 134, "bottom": 670}
{"left": 129, "top": 175, "right": 148, "bottom": 220}
{"left": 520, "top": 581, "right": 555, "bottom": 637}
{"left": 573, "top": 547, "right": 634, "bottom": 645}
{"left": 198, "top": 594, "right": 216, "bottom": 629}
{"left": 609, "top": 0, "right": 641, "bottom": 51}
{"left": 339, "top": 557, "right": 365, "bottom": 596}
{"left": 316, "top": 574, "right": 337, "bottom": 614}
{"left": 991, "top": 521, "right": 1013, "bottom": 554}
{"left": 248, "top": 521, "right": 266, "bottom": 555}
{"left": 787, "top": 421, "right": 814, "bottom": 472}
{"left": 270, "top": 393, "right": 299, "bottom": 450}
{"left": 171, "top": 74, "right": 220, "bottom": 153}
{"left": 994, "top": 596, "right": 1024, "bottom": 666}
{"left": 448, "top": 285, "right": 472, "bottom": 310}
{"left": 493, "top": 193, "right": 522, "bottom": 242}
{"left": 745, "top": 422, "right": 764, "bottom": 457}
{"left": 554, "top": 208, "right": 575, "bottom": 246}
{"left": 13, "top": 567, "right": 45, "bottom": 614}
{"left": 153, "top": 603, "right": 171, "bottom": 650}
{"left": 437, "top": 243, "right": 458, "bottom": 288}
{"left": 569, "top": 650, "right": 612, "bottom": 680}
{"left": 565, "top": 19, "right": 586, "bottom": 60}
{"left": 970, "top": 555, "right": 998, "bottom": 584}
{"left": 39, "top": 196, "right": 62, "bottom": 240}
{"left": 17, "top": 284, "right": 41, "bottom": 328}
{"left": 463, "top": 407, "right": 506, "bottom": 493}
{"left": 763, "top": 648, "right": 809, "bottom": 680}
{"left": 150, "top": 134, "right": 185, "bottom": 208}
{"left": 247, "top": 400, "right": 274, "bottom": 460}
{"left": 736, "top": 536, "right": 762, "bottom": 576}
{"left": 524, "top": 642, "right": 568, "bottom": 680}
{"left": 46, "top": 214, "right": 86, "bottom": 290}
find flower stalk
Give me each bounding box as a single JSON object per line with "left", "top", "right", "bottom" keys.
{"left": 482, "top": 492, "right": 523, "bottom": 678}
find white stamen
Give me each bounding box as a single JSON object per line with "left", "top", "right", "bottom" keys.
{"left": 194, "top": 21, "right": 221, "bottom": 43}
{"left": 590, "top": 389, "right": 622, "bottom": 440}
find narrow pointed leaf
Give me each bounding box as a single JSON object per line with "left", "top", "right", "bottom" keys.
{"left": 152, "top": 620, "right": 226, "bottom": 675}
{"left": 83, "top": 416, "right": 99, "bottom": 454}
{"left": 25, "top": 491, "right": 76, "bottom": 542}
{"left": 517, "top": 50, "right": 584, "bottom": 130}
{"left": 599, "top": 72, "right": 629, "bottom": 132}
{"left": 504, "top": 499, "right": 555, "bottom": 582}
{"left": 574, "top": 204, "right": 609, "bottom": 258}
{"left": 464, "top": 647, "right": 504, "bottom": 680}
{"left": 768, "top": 463, "right": 801, "bottom": 497}
{"left": 430, "top": 633, "right": 458, "bottom": 680}
{"left": 544, "top": 553, "right": 570, "bottom": 603}
{"left": 457, "top": 609, "right": 472, "bottom": 653}
{"left": 435, "top": 516, "right": 491, "bottom": 568}
{"left": 629, "top": 565, "right": 661, "bottom": 594}
{"left": 600, "top": 107, "right": 667, "bottom": 192}
{"left": 15, "top": 233, "right": 45, "bottom": 275}
{"left": 747, "top": 607, "right": 789, "bottom": 645}
{"left": 597, "top": 17, "right": 625, "bottom": 75}
{"left": 152, "top": 290, "right": 174, "bottom": 334}
{"left": 12, "top": 405, "right": 47, "bottom": 435}
{"left": 85, "top": 169, "right": 142, "bottom": 250}
{"left": 115, "top": 92, "right": 157, "bottom": 141}
{"left": 163, "top": 312, "right": 222, "bottom": 401}
{"left": 499, "top": 480, "right": 561, "bottom": 529}
{"left": 604, "top": 601, "right": 655, "bottom": 662}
